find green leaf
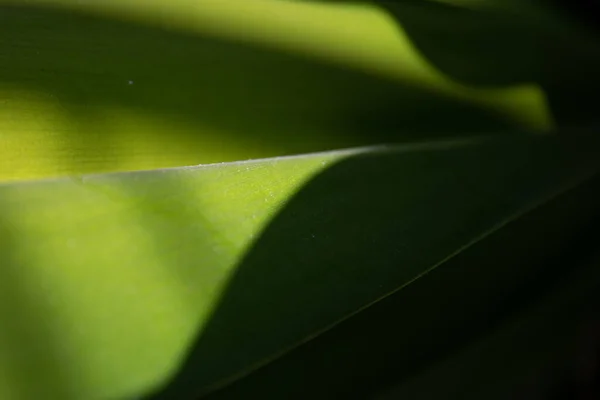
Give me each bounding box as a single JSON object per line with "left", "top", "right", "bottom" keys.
{"left": 0, "top": 0, "right": 557, "bottom": 181}
{"left": 1, "top": 133, "right": 599, "bottom": 399}
{"left": 2, "top": 1, "right": 600, "bottom": 399}
{"left": 187, "top": 133, "right": 600, "bottom": 399}
{"left": 301, "top": 0, "right": 600, "bottom": 128}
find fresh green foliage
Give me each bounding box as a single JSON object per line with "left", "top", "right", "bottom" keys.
{"left": 0, "top": 1, "right": 599, "bottom": 399}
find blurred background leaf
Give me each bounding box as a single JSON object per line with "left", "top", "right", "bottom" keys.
{"left": 300, "top": 0, "right": 600, "bottom": 128}
{"left": 0, "top": 0, "right": 562, "bottom": 181}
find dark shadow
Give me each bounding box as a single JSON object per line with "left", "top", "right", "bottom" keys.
{"left": 0, "top": 3, "right": 517, "bottom": 178}
{"left": 549, "top": 0, "right": 600, "bottom": 32}
{"left": 367, "top": 0, "right": 600, "bottom": 128}
{"left": 144, "top": 134, "right": 600, "bottom": 399}
{"left": 301, "top": 0, "right": 600, "bottom": 129}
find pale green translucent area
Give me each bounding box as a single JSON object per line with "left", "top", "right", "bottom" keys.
{"left": 0, "top": 0, "right": 552, "bottom": 182}
{"left": 0, "top": 149, "right": 343, "bottom": 399}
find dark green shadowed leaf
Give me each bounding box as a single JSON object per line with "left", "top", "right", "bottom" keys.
{"left": 373, "top": 245, "right": 600, "bottom": 400}
{"left": 177, "top": 133, "right": 600, "bottom": 399}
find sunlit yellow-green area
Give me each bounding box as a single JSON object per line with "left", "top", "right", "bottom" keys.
{"left": 0, "top": 148, "right": 344, "bottom": 399}
{"left": 0, "top": 0, "right": 553, "bottom": 182}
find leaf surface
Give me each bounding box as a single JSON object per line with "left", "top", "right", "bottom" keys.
{"left": 1, "top": 133, "right": 599, "bottom": 399}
